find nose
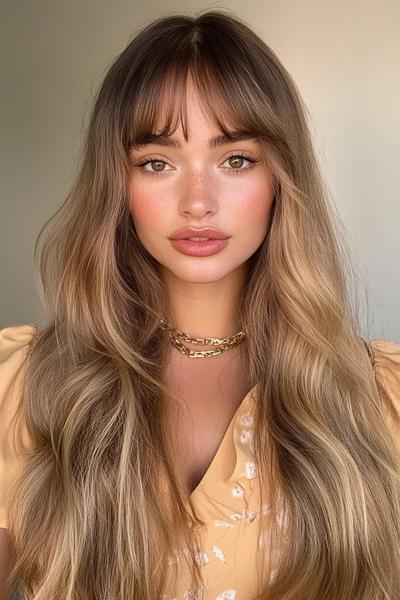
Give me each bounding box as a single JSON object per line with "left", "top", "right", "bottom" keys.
{"left": 178, "top": 171, "right": 217, "bottom": 218}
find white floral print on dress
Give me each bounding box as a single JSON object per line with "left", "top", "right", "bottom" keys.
{"left": 230, "top": 512, "right": 242, "bottom": 521}
{"left": 239, "top": 411, "right": 254, "bottom": 427}
{"left": 262, "top": 503, "right": 271, "bottom": 515}
{"left": 212, "top": 544, "right": 226, "bottom": 562}
{"left": 213, "top": 519, "right": 234, "bottom": 527}
{"left": 242, "top": 461, "right": 257, "bottom": 479}
{"left": 194, "top": 550, "right": 210, "bottom": 566}
{"left": 231, "top": 482, "right": 245, "bottom": 497}
{"left": 167, "top": 549, "right": 181, "bottom": 565}
{"left": 242, "top": 507, "right": 257, "bottom": 523}
{"left": 215, "top": 591, "right": 237, "bottom": 600}
{"left": 239, "top": 428, "right": 253, "bottom": 444}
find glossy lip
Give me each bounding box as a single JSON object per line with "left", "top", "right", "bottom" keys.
{"left": 170, "top": 238, "right": 229, "bottom": 256}
{"left": 169, "top": 226, "right": 230, "bottom": 240}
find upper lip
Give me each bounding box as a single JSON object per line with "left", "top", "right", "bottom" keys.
{"left": 169, "top": 227, "right": 230, "bottom": 240}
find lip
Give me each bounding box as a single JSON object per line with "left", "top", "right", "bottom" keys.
{"left": 169, "top": 226, "right": 230, "bottom": 240}
{"left": 170, "top": 238, "right": 229, "bottom": 256}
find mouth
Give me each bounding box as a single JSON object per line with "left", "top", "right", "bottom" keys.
{"left": 169, "top": 237, "right": 229, "bottom": 257}
{"left": 169, "top": 227, "right": 230, "bottom": 240}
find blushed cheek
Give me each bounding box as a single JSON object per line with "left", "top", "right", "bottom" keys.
{"left": 238, "top": 182, "right": 275, "bottom": 239}
{"left": 128, "top": 186, "right": 160, "bottom": 231}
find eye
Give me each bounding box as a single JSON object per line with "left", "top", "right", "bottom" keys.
{"left": 131, "top": 152, "right": 260, "bottom": 177}
{"left": 131, "top": 157, "right": 172, "bottom": 177}
{"left": 222, "top": 153, "right": 259, "bottom": 174}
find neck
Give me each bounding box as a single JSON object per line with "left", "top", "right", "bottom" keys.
{"left": 160, "top": 264, "right": 246, "bottom": 351}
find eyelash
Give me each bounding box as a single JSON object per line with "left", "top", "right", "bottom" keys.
{"left": 131, "top": 152, "right": 260, "bottom": 177}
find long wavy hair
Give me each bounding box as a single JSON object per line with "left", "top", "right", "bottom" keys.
{"left": 7, "top": 9, "right": 400, "bottom": 599}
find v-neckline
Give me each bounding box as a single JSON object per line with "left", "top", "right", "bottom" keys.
{"left": 189, "top": 384, "right": 257, "bottom": 498}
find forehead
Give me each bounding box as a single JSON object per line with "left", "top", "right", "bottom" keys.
{"left": 128, "top": 67, "right": 262, "bottom": 149}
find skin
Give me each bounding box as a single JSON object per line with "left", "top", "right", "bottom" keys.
{"left": 127, "top": 74, "right": 275, "bottom": 352}
{"left": 0, "top": 528, "right": 13, "bottom": 600}
{"left": 128, "top": 74, "right": 276, "bottom": 492}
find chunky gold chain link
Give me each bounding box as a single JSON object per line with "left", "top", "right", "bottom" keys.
{"left": 159, "top": 318, "right": 246, "bottom": 358}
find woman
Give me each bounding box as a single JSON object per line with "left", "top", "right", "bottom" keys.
{"left": 1, "top": 9, "right": 400, "bottom": 600}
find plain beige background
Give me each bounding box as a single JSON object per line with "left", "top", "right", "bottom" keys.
{"left": 1, "top": 0, "right": 399, "bottom": 341}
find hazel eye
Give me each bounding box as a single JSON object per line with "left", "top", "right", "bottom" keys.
{"left": 132, "top": 152, "right": 259, "bottom": 177}
{"left": 153, "top": 160, "right": 169, "bottom": 172}
{"left": 226, "top": 156, "right": 247, "bottom": 169}
{"left": 145, "top": 160, "right": 170, "bottom": 173}
{"left": 222, "top": 153, "right": 258, "bottom": 174}
{"left": 130, "top": 157, "right": 173, "bottom": 177}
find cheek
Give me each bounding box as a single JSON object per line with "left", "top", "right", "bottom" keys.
{"left": 128, "top": 183, "right": 165, "bottom": 232}
{"left": 231, "top": 176, "right": 275, "bottom": 234}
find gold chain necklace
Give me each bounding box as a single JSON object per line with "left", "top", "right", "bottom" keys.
{"left": 159, "top": 318, "right": 246, "bottom": 358}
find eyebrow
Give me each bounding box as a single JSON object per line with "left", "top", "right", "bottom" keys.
{"left": 129, "top": 130, "right": 260, "bottom": 151}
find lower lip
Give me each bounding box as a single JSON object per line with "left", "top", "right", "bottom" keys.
{"left": 170, "top": 238, "right": 229, "bottom": 256}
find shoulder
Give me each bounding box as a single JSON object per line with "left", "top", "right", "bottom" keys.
{"left": 0, "top": 323, "right": 39, "bottom": 364}
{"left": 0, "top": 323, "right": 39, "bottom": 529}
{"left": 0, "top": 323, "right": 39, "bottom": 405}
{"left": 368, "top": 338, "right": 400, "bottom": 403}
{"left": 365, "top": 338, "right": 400, "bottom": 444}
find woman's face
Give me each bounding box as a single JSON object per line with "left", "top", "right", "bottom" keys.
{"left": 127, "top": 77, "right": 275, "bottom": 285}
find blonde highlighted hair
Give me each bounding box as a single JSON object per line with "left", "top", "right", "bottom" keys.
{"left": 7, "top": 9, "right": 400, "bottom": 599}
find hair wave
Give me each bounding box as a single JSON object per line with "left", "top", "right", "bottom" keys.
{"left": 7, "top": 9, "right": 400, "bottom": 599}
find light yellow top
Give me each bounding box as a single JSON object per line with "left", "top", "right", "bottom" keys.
{"left": 1, "top": 325, "right": 400, "bottom": 600}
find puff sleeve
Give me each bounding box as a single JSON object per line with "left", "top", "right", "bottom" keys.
{"left": 368, "top": 339, "right": 400, "bottom": 451}
{"left": 0, "top": 324, "right": 38, "bottom": 529}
